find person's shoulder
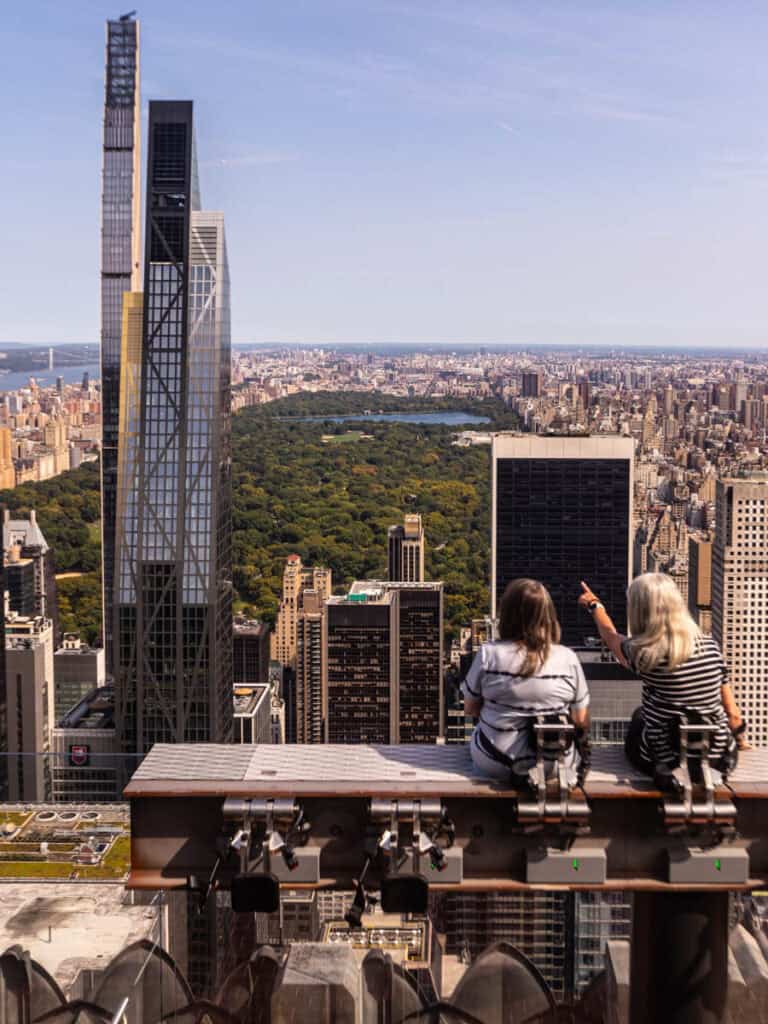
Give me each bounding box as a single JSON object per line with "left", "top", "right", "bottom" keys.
{"left": 695, "top": 635, "right": 722, "bottom": 659}
{"left": 548, "top": 644, "right": 582, "bottom": 667}
{"left": 482, "top": 640, "right": 521, "bottom": 669}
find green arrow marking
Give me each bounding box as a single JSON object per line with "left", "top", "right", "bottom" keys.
{"left": 715, "top": 859, "right": 721, "bottom": 872}
{"left": 572, "top": 859, "right": 580, "bottom": 871}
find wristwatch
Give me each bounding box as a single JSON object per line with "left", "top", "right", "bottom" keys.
{"left": 587, "top": 600, "right": 603, "bottom": 613}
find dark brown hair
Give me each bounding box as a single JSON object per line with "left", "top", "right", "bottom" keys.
{"left": 497, "top": 578, "right": 561, "bottom": 677}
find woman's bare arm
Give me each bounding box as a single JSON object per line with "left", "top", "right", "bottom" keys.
{"left": 721, "top": 683, "right": 751, "bottom": 750}
{"left": 577, "top": 581, "right": 629, "bottom": 667}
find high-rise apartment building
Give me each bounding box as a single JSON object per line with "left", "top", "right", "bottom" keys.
{"left": 114, "top": 101, "right": 233, "bottom": 754}
{"left": 3, "top": 510, "right": 60, "bottom": 645}
{"left": 388, "top": 514, "right": 425, "bottom": 582}
{"left": 272, "top": 555, "right": 332, "bottom": 667}
{"left": 324, "top": 581, "right": 443, "bottom": 743}
{"left": 492, "top": 435, "right": 633, "bottom": 645}
{"left": 712, "top": 475, "right": 768, "bottom": 747}
{"left": 100, "top": 15, "right": 141, "bottom": 677}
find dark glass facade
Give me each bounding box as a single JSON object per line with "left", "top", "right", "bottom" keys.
{"left": 115, "top": 101, "right": 233, "bottom": 755}
{"left": 495, "top": 456, "right": 631, "bottom": 645}
{"left": 100, "top": 18, "right": 141, "bottom": 677}
{"left": 394, "top": 585, "right": 443, "bottom": 743}
{"left": 326, "top": 599, "right": 395, "bottom": 744}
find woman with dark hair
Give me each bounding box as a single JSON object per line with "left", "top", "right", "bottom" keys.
{"left": 462, "top": 578, "right": 590, "bottom": 784}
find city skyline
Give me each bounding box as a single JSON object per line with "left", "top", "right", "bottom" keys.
{"left": 7, "top": 3, "right": 768, "bottom": 347}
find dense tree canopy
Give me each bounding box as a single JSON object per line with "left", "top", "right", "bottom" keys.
{"left": 1, "top": 394, "right": 517, "bottom": 643}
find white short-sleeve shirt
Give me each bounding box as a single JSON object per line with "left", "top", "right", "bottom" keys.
{"left": 461, "top": 640, "right": 589, "bottom": 759}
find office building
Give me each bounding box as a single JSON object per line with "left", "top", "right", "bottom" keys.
{"left": 572, "top": 892, "right": 632, "bottom": 994}
{"left": 325, "top": 581, "right": 443, "bottom": 743}
{"left": 114, "top": 101, "right": 233, "bottom": 755}
{"left": 521, "top": 371, "right": 543, "bottom": 398}
{"left": 272, "top": 555, "right": 332, "bottom": 668}
{"left": 51, "top": 686, "right": 119, "bottom": 802}
{"left": 325, "top": 586, "right": 397, "bottom": 744}
{"left": 54, "top": 634, "right": 107, "bottom": 720}
{"left": 712, "top": 475, "right": 768, "bottom": 747}
{"left": 388, "top": 513, "right": 425, "bottom": 583}
{"left": 233, "top": 619, "right": 271, "bottom": 683}
{"left": 434, "top": 891, "right": 571, "bottom": 1001}
{"left": 100, "top": 14, "right": 141, "bottom": 677}
{"left": 492, "top": 435, "right": 633, "bottom": 645}
{"left": 688, "top": 532, "right": 713, "bottom": 634}
{"left": 296, "top": 590, "right": 325, "bottom": 742}
{"left": 381, "top": 581, "right": 443, "bottom": 742}
{"left": 5, "top": 614, "right": 55, "bottom": 802}
{"left": 233, "top": 684, "right": 272, "bottom": 744}
{"left": 3, "top": 510, "right": 60, "bottom": 645}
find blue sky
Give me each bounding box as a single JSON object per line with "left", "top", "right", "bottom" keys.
{"left": 4, "top": 1, "right": 768, "bottom": 346}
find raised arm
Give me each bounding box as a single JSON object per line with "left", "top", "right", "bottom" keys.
{"left": 577, "top": 581, "right": 629, "bottom": 668}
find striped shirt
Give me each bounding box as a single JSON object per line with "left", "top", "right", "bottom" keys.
{"left": 622, "top": 635, "right": 730, "bottom": 765}
{"left": 461, "top": 641, "right": 589, "bottom": 762}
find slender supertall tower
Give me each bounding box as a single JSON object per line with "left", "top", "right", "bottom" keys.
{"left": 115, "top": 101, "right": 233, "bottom": 755}
{"left": 100, "top": 14, "right": 141, "bottom": 676}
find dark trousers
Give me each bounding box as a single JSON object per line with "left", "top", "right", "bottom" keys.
{"left": 625, "top": 706, "right": 738, "bottom": 778}
{"left": 625, "top": 707, "right": 655, "bottom": 776}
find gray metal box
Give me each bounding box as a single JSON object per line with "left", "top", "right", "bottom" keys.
{"left": 397, "top": 847, "right": 464, "bottom": 885}
{"left": 269, "top": 847, "right": 321, "bottom": 883}
{"left": 526, "top": 847, "right": 607, "bottom": 884}
{"left": 666, "top": 845, "right": 749, "bottom": 885}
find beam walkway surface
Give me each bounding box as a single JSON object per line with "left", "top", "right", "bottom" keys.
{"left": 126, "top": 743, "right": 768, "bottom": 893}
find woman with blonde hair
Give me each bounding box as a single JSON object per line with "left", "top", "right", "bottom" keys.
{"left": 462, "top": 578, "right": 590, "bottom": 785}
{"left": 578, "top": 573, "right": 748, "bottom": 786}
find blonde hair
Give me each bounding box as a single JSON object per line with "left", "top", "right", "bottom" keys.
{"left": 627, "top": 573, "right": 701, "bottom": 672}
{"left": 498, "top": 578, "right": 561, "bottom": 677}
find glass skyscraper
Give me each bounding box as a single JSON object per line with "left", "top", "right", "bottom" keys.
{"left": 114, "top": 101, "right": 233, "bottom": 755}
{"left": 100, "top": 15, "right": 141, "bottom": 676}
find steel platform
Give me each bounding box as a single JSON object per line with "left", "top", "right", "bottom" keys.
{"left": 125, "top": 744, "right": 768, "bottom": 893}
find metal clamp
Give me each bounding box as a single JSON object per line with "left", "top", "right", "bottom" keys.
{"left": 369, "top": 799, "right": 454, "bottom": 874}
{"left": 662, "top": 723, "right": 736, "bottom": 829}
{"left": 517, "top": 719, "right": 590, "bottom": 827}
{"left": 222, "top": 797, "right": 310, "bottom": 874}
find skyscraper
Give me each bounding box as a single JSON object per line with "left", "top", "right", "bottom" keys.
{"left": 324, "top": 580, "right": 443, "bottom": 743}
{"left": 296, "top": 590, "right": 325, "bottom": 742}
{"left": 388, "top": 514, "right": 425, "bottom": 582}
{"left": 100, "top": 15, "right": 141, "bottom": 677}
{"left": 521, "top": 371, "right": 543, "bottom": 398}
{"left": 272, "top": 555, "right": 332, "bottom": 668}
{"left": 492, "top": 435, "right": 633, "bottom": 645}
{"left": 712, "top": 475, "right": 768, "bottom": 747}
{"left": 114, "top": 101, "right": 233, "bottom": 754}
{"left": 325, "top": 587, "right": 398, "bottom": 744}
